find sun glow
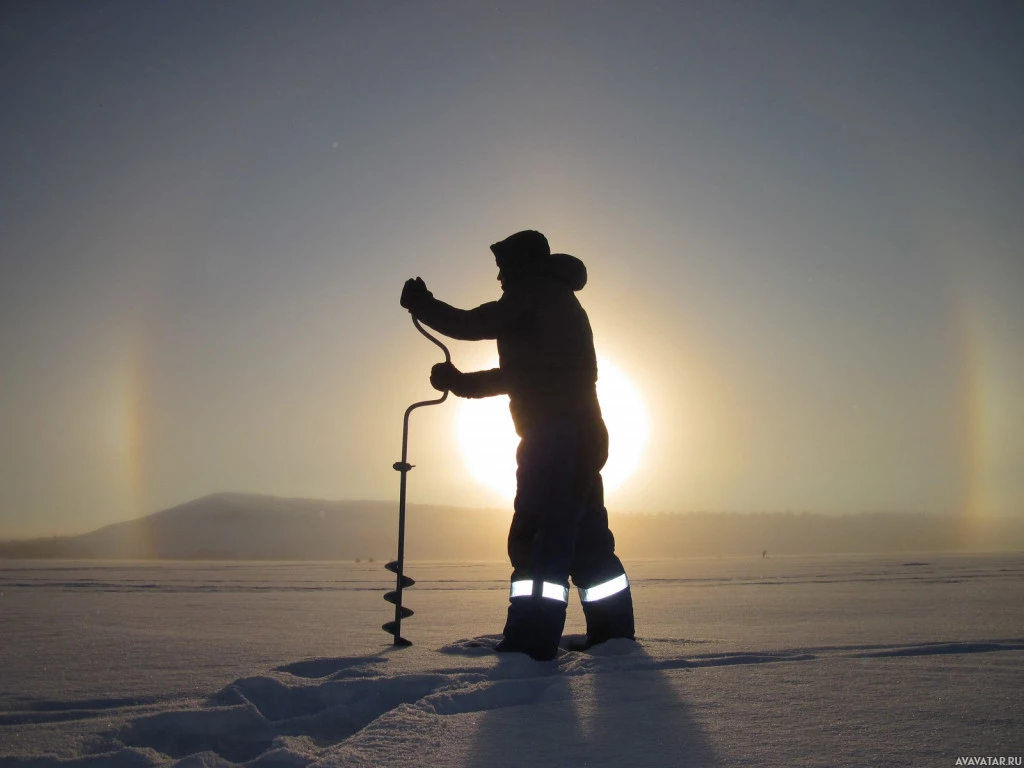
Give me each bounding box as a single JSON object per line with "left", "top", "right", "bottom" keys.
{"left": 456, "top": 358, "right": 649, "bottom": 500}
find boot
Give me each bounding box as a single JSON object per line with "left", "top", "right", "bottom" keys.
{"left": 498, "top": 595, "right": 567, "bottom": 661}
{"left": 581, "top": 585, "right": 635, "bottom": 646}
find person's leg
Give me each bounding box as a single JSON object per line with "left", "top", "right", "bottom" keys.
{"left": 500, "top": 421, "right": 584, "bottom": 660}
{"left": 569, "top": 422, "right": 635, "bottom": 645}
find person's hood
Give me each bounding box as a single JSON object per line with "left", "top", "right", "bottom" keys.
{"left": 490, "top": 230, "right": 587, "bottom": 291}
{"left": 491, "top": 230, "right": 549, "bottom": 273}
{"left": 544, "top": 253, "right": 587, "bottom": 291}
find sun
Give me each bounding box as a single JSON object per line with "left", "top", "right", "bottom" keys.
{"left": 456, "top": 358, "right": 649, "bottom": 500}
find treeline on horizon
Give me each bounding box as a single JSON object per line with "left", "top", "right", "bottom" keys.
{"left": 1, "top": 496, "right": 1021, "bottom": 561}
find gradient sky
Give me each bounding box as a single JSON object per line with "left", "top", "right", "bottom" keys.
{"left": 2, "top": 1, "right": 1022, "bottom": 538}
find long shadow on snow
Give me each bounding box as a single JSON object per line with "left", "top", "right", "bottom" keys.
{"left": 464, "top": 640, "right": 718, "bottom": 768}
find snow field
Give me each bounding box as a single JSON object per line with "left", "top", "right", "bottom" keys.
{"left": 1, "top": 554, "right": 1021, "bottom": 766}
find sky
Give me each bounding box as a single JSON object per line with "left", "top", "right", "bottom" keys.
{"left": 1, "top": 1, "right": 1022, "bottom": 538}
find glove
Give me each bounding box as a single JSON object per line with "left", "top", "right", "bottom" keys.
{"left": 400, "top": 277, "right": 432, "bottom": 310}
{"left": 430, "top": 361, "right": 461, "bottom": 392}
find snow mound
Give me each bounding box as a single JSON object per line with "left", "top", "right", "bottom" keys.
{"left": 437, "top": 635, "right": 503, "bottom": 655}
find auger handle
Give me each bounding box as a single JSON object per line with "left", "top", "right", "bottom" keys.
{"left": 414, "top": 316, "right": 451, "bottom": 365}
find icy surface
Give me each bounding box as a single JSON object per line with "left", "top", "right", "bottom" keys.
{"left": 1, "top": 554, "right": 1022, "bottom": 766}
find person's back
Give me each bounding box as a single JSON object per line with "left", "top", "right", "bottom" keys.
{"left": 494, "top": 254, "right": 600, "bottom": 436}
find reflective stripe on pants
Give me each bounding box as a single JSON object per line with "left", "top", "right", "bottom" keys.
{"left": 578, "top": 573, "right": 629, "bottom": 603}
{"left": 510, "top": 579, "right": 570, "bottom": 603}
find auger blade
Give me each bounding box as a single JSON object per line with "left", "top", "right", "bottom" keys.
{"left": 381, "top": 622, "right": 413, "bottom": 646}
{"left": 384, "top": 560, "right": 400, "bottom": 574}
{"left": 384, "top": 563, "right": 415, "bottom": 587}
{"left": 383, "top": 594, "right": 414, "bottom": 617}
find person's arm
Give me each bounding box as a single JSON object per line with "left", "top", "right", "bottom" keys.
{"left": 409, "top": 290, "right": 530, "bottom": 341}
{"left": 455, "top": 368, "right": 506, "bottom": 398}
{"left": 431, "top": 363, "right": 506, "bottom": 398}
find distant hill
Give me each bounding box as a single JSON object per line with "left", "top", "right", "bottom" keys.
{"left": 0, "top": 493, "right": 509, "bottom": 561}
{"left": 1, "top": 493, "right": 1021, "bottom": 560}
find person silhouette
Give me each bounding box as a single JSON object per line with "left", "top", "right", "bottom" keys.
{"left": 400, "top": 230, "right": 634, "bottom": 660}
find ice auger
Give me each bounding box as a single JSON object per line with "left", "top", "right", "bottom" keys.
{"left": 383, "top": 316, "right": 451, "bottom": 647}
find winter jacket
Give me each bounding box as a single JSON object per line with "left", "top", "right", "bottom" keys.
{"left": 409, "top": 253, "right": 601, "bottom": 436}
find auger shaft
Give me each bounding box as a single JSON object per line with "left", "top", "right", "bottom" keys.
{"left": 383, "top": 317, "right": 450, "bottom": 647}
